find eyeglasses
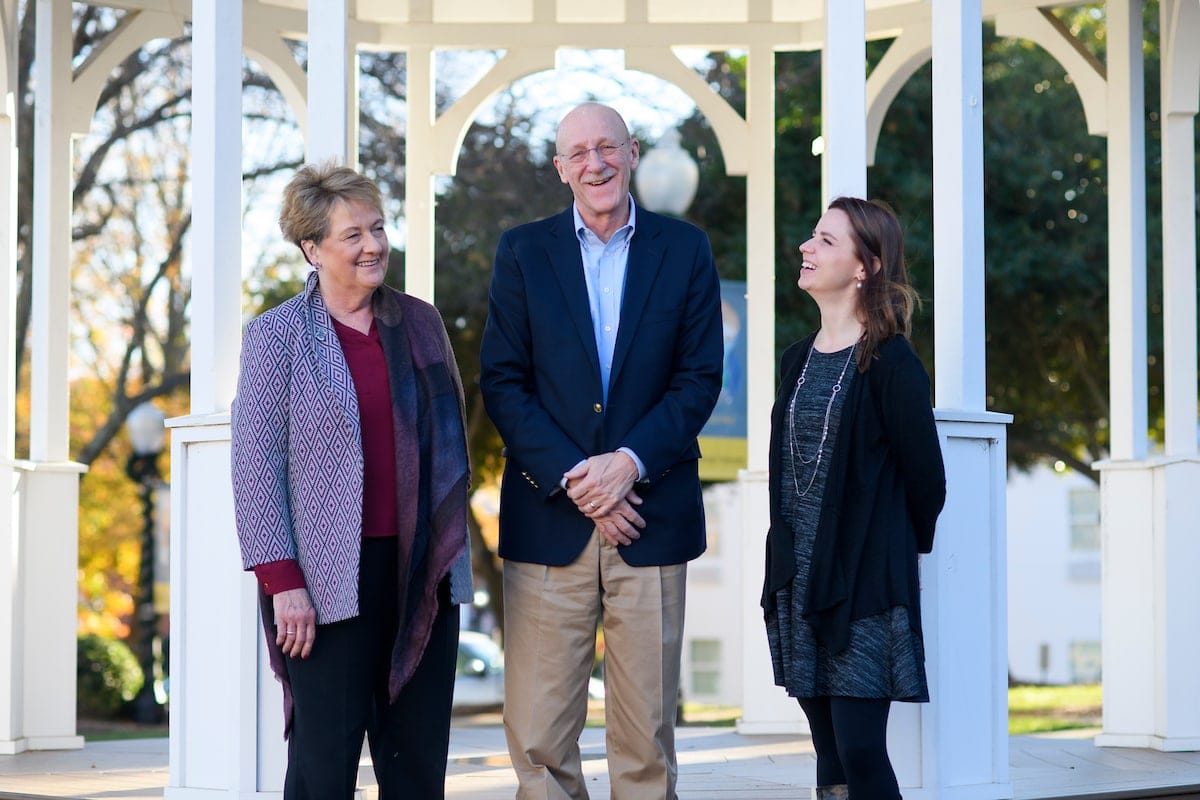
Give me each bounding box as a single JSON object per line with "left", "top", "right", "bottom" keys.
{"left": 557, "top": 141, "right": 628, "bottom": 166}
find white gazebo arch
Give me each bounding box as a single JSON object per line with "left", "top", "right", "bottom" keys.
{"left": 0, "top": 1, "right": 1196, "bottom": 798}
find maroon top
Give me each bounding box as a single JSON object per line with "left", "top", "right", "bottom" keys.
{"left": 254, "top": 317, "right": 399, "bottom": 595}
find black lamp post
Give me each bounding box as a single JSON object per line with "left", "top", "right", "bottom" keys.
{"left": 125, "top": 401, "right": 166, "bottom": 724}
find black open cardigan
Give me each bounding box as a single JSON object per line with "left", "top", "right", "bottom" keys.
{"left": 761, "top": 333, "right": 946, "bottom": 655}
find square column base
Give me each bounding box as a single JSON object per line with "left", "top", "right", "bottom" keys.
{"left": 1097, "top": 456, "right": 1200, "bottom": 750}
{"left": 1, "top": 461, "right": 87, "bottom": 753}
{"left": 1095, "top": 733, "right": 1200, "bottom": 751}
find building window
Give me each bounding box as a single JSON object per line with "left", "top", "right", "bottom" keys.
{"left": 1070, "top": 641, "right": 1102, "bottom": 684}
{"left": 690, "top": 639, "right": 722, "bottom": 697}
{"left": 1068, "top": 487, "right": 1100, "bottom": 552}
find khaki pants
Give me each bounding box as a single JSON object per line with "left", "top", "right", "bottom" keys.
{"left": 502, "top": 529, "right": 687, "bottom": 800}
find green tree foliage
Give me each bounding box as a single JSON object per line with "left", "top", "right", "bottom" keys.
{"left": 684, "top": 3, "right": 1185, "bottom": 482}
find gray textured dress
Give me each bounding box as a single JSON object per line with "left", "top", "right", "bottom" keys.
{"left": 765, "top": 344, "right": 928, "bottom": 701}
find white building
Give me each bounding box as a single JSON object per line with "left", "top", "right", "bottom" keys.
{"left": 1006, "top": 465, "right": 1102, "bottom": 686}
{"left": 680, "top": 482, "right": 745, "bottom": 708}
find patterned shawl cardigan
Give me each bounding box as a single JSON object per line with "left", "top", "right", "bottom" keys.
{"left": 232, "top": 271, "right": 472, "bottom": 729}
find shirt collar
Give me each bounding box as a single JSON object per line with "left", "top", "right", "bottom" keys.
{"left": 573, "top": 195, "right": 637, "bottom": 246}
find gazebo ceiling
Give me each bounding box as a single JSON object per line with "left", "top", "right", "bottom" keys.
{"left": 94, "top": 0, "right": 1090, "bottom": 51}
{"left": 259, "top": 0, "right": 1083, "bottom": 24}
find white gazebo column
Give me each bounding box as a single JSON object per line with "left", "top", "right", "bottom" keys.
{"left": 1159, "top": 0, "right": 1198, "bottom": 461}
{"left": 1096, "top": 0, "right": 1200, "bottom": 752}
{"left": 0, "top": 0, "right": 22, "bottom": 753}
{"left": 821, "top": 0, "right": 867, "bottom": 201}
{"left": 738, "top": 42, "right": 804, "bottom": 734}
{"left": 3, "top": 0, "right": 87, "bottom": 754}
{"left": 894, "top": 0, "right": 1012, "bottom": 796}
{"left": 404, "top": 44, "right": 436, "bottom": 303}
{"left": 1093, "top": 0, "right": 1151, "bottom": 749}
{"left": 167, "top": 1, "right": 284, "bottom": 797}
{"left": 306, "top": 0, "right": 358, "bottom": 167}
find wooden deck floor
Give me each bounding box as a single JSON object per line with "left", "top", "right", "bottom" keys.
{"left": 2, "top": 725, "right": 1199, "bottom": 799}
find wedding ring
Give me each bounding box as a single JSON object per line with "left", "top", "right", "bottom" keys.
{"left": 588, "top": 501, "right": 597, "bottom": 510}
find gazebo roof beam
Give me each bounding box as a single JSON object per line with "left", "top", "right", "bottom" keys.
{"left": 92, "top": 0, "right": 1087, "bottom": 51}
{"left": 369, "top": 22, "right": 824, "bottom": 51}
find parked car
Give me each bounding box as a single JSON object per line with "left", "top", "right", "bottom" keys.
{"left": 453, "top": 631, "right": 505, "bottom": 711}
{"left": 452, "top": 631, "right": 606, "bottom": 712}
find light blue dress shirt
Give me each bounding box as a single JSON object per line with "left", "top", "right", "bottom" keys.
{"left": 572, "top": 198, "right": 646, "bottom": 481}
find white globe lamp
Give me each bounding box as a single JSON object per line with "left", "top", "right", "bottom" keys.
{"left": 635, "top": 128, "right": 699, "bottom": 216}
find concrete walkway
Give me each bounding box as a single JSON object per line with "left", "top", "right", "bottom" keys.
{"left": 2, "top": 725, "right": 1200, "bottom": 799}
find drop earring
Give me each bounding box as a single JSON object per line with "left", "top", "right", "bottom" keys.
{"left": 856, "top": 280, "right": 863, "bottom": 290}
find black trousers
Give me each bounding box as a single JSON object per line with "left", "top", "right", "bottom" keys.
{"left": 283, "top": 537, "right": 460, "bottom": 800}
{"left": 799, "top": 696, "right": 901, "bottom": 799}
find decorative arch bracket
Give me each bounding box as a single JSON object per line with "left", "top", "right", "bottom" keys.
{"left": 994, "top": 7, "right": 1108, "bottom": 137}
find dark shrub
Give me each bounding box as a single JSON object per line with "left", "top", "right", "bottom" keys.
{"left": 77, "top": 634, "right": 143, "bottom": 719}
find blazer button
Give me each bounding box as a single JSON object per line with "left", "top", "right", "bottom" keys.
{"left": 593, "top": 403, "right": 603, "bottom": 413}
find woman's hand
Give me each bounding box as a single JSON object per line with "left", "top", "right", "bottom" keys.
{"left": 273, "top": 588, "right": 317, "bottom": 659}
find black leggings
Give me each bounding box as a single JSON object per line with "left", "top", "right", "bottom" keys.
{"left": 283, "top": 538, "right": 460, "bottom": 800}
{"left": 799, "top": 696, "right": 900, "bottom": 799}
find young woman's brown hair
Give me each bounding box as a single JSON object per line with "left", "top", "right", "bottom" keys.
{"left": 827, "top": 196, "right": 920, "bottom": 371}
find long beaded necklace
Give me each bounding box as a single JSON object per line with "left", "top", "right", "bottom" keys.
{"left": 786, "top": 342, "right": 856, "bottom": 497}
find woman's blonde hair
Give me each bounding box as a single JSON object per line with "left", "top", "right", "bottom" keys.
{"left": 827, "top": 196, "right": 921, "bottom": 371}
{"left": 279, "top": 162, "right": 384, "bottom": 263}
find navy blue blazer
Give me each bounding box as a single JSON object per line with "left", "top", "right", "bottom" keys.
{"left": 480, "top": 205, "right": 724, "bottom": 567}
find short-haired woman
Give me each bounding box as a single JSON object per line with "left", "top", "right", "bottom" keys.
{"left": 232, "top": 162, "right": 472, "bottom": 799}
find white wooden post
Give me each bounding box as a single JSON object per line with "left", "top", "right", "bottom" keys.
{"left": 891, "top": 0, "right": 1013, "bottom": 796}
{"left": 931, "top": 1, "right": 986, "bottom": 412}
{"left": 738, "top": 42, "right": 804, "bottom": 734}
{"left": 821, "top": 0, "right": 867, "bottom": 202}
{"left": 1104, "top": 0, "right": 1149, "bottom": 464}
{"left": 0, "top": 20, "right": 84, "bottom": 753}
{"left": 404, "top": 44, "right": 436, "bottom": 303}
{"left": 1095, "top": 0, "right": 1200, "bottom": 753}
{"left": 0, "top": 0, "right": 20, "bottom": 751}
{"left": 168, "top": 1, "right": 289, "bottom": 797}
{"left": 307, "top": 0, "right": 357, "bottom": 167}
{"left": 1159, "top": 0, "right": 1198, "bottom": 460}
{"left": 30, "top": 0, "right": 72, "bottom": 463}
{"left": 189, "top": 1, "right": 244, "bottom": 418}
{"left": 1094, "top": 0, "right": 1153, "bottom": 748}
{"left": 3, "top": 0, "right": 87, "bottom": 754}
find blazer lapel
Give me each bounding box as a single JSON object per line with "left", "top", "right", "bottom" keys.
{"left": 302, "top": 272, "right": 361, "bottom": 440}
{"left": 547, "top": 209, "right": 602, "bottom": 378}
{"left": 609, "top": 211, "right": 664, "bottom": 388}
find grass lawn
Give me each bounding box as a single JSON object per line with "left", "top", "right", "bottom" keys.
{"left": 81, "top": 685, "right": 1103, "bottom": 739}
{"left": 620, "top": 685, "right": 1103, "bottom": 734}
{"left": 80, "top": 718, "right": 168, "bottom": 742}
{"left": 1008, "top": 683, "right": 1101, "bottom": 735}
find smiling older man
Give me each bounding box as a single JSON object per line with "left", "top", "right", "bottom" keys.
{"left": 480, "top": 102, "right": 724, "bottom": 799}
